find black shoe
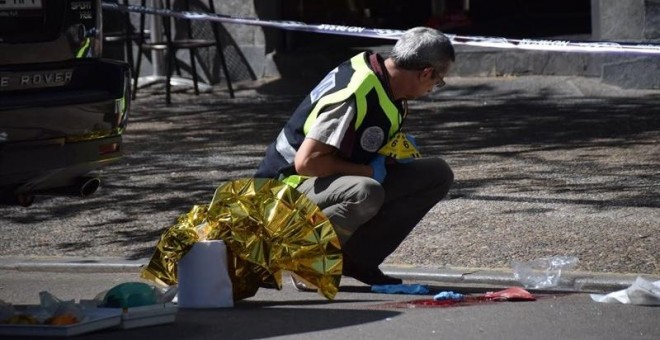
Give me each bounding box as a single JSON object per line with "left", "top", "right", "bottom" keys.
{"left": 342, "top": 260, "right": 402, "bottom": 286}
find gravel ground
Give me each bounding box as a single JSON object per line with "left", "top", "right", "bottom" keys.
{"left": 1, "top": 75, "right": 658, "bottom": 275}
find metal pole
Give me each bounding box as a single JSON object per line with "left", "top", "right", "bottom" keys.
{"left": 151, "top": 0, "right": 165, "bottom": 76}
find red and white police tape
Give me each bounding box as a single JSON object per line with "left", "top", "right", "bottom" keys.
{"left": 102, "top": 1, "right": 660, "bottom": 55}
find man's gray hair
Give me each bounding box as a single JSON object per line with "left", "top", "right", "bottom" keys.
{"left": 390, "top": 27, "right": 455, "bottom": 74}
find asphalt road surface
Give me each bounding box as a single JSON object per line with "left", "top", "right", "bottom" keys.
{"left": 1, "top": 270, "right": 659, "bottom": 340}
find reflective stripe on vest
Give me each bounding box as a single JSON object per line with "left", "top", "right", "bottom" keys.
{"left": 280, "top": 174, "right": 309, "bottom": 188}
{"left": 275, "top": 129, "right": 298, "bottom": 164}
{"left": 76, "top": 38, "right": 91, "bottom": 58}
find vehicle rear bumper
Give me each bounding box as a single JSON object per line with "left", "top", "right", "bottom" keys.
{"left": 0, "top": 58, "right": 130, "bottom": 196}
{"left": 0, "top": 135, "right": 122, "bottom": 193}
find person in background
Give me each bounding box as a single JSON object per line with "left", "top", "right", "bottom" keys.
{"left": 255, "top": 27, "right": 455, "bottom": 286}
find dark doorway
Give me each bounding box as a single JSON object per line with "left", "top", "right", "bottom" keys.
{"left": 278, "top": 0, "right": 592, "bottom": 50}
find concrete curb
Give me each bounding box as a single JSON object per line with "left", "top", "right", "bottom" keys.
{"left": 381, "top": 265, "right": 659, "bottom": 293}
{"left": 0, "top": 256, "right": 145, "bottom": 273}
{"left": 1, "top": 257, "right": 657, "bottom": 293}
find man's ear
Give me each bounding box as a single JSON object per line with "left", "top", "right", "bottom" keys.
{"left": 422, "top": 67, "right": 435, "bottom": 79}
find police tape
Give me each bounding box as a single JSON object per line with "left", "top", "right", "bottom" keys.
{"left": 102, "top": 2, "right": 660, "bottom": 55}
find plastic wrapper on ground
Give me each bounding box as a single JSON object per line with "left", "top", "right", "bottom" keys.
{"left": 512, "top": 256, "right": 579, "bottom": 289}
{"left": 591, "top": 277, "right": 660, "bottom": 306}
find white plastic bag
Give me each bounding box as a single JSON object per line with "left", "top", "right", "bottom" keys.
{"left": 176, "top": 240, "right": 234, "bottom": 308}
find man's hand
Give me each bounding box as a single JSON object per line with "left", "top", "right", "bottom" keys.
{"left": 369, "top": 155, "right": 387, "bottom": 183}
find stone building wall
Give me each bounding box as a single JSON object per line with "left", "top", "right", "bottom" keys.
{"left": 212, "top": 0, "right": 277, "bottom": 78}
{"left": 591, "top": 0, "right": 659, "bottom": 89}
{"left": 591, "top": 0, "right": 660, "bottom": 41}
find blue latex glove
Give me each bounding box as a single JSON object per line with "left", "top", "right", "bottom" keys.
{"left": 407, "top": 134, "right": 418, "bottom": 147}
{"left": 369, "top": 155, "right": 387, "bottom": 183}
{"left": 371, "top": 284, "right": 430, "bottom": 295}
{"left": 433, "top": 291, "right": 465, "bottom": 301}
{"left": 396, "top": 134, "right": 418, "bottom": 164}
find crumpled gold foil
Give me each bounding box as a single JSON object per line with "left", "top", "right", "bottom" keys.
{"left": 141, "top": 178, "right": 342, "bottom": 300}
{"left": 378, "top": 132, "right": 421, "bottom": 159}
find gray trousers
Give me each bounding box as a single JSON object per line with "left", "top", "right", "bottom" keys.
{"left": 296, "top": 157, "right": 454, "bottom": 269}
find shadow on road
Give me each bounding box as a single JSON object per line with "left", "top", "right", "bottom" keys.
{"left": 69, "top": 307, "right": 400, "bottom": 340}
{"left": 1, "top": 78, "right": 658, "bottom": 273}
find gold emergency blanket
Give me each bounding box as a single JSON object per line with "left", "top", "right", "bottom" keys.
{"left": 378, "top": 132, "right": 421, "bottom": 159}
{"left": 141, "top": 178, "right": 343, "bottom": 300}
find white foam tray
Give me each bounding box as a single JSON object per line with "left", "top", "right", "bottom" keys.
{"left": 117, "top": 303, "right": 178, "bottom": 329}
{"left": 0, "top": 306, "right": 122, "bottom": 337}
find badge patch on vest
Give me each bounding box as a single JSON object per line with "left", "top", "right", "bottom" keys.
{"left": 360, "top": 126, "right": 385, "bottom": 152}
{"left": 310, "top": 68, "right": 338, "bottom": 103}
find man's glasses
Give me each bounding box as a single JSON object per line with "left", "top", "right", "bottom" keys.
{"left": 430, "top": 68, "right": 446, "bottom": 88}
